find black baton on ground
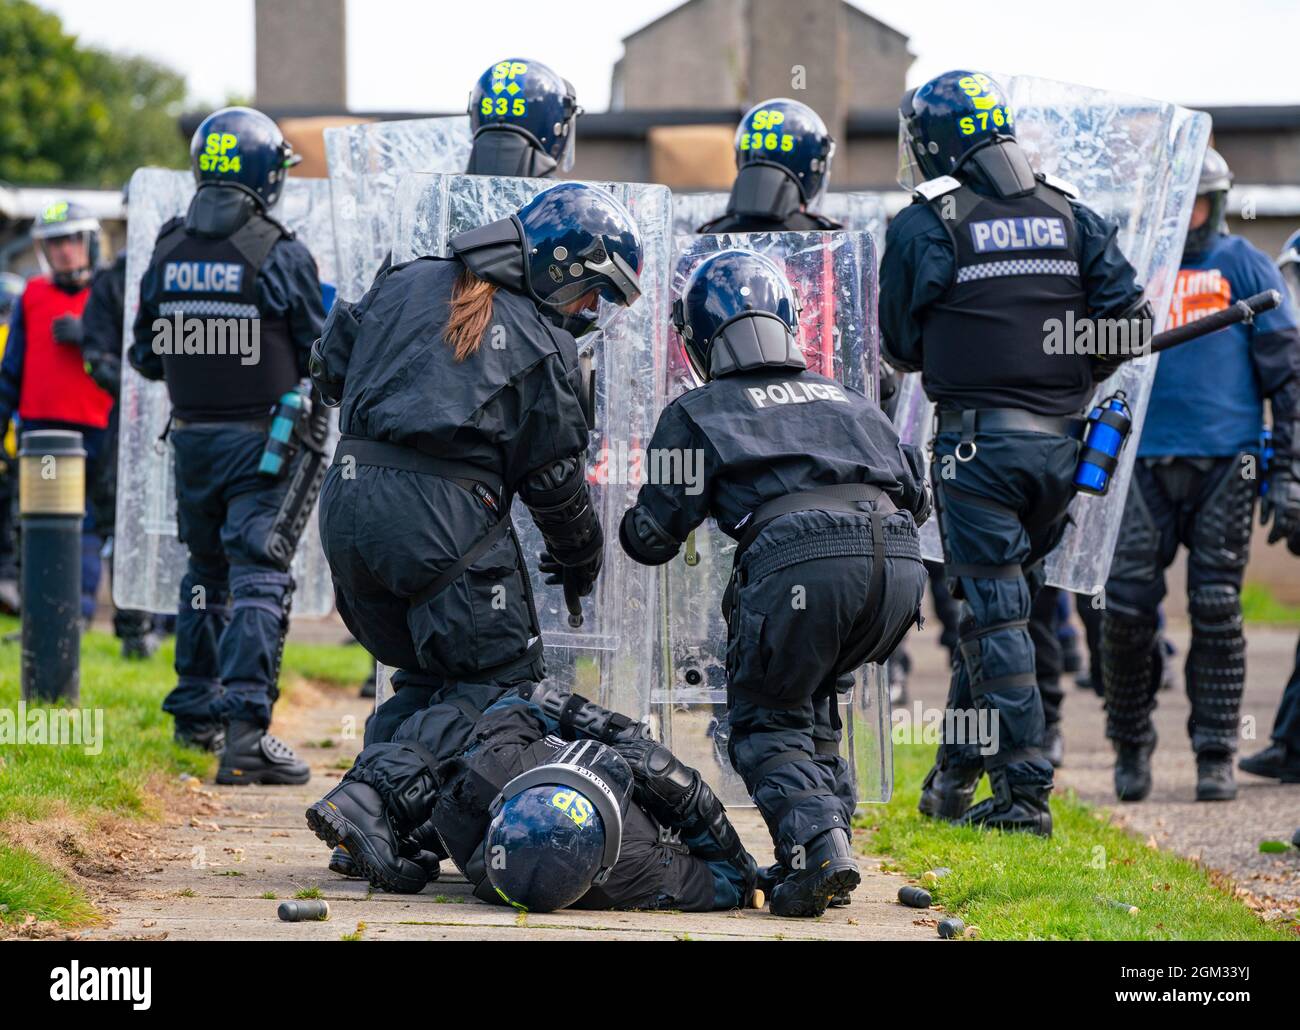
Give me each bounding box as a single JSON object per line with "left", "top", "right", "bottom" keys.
{"left": 1145, "top": 289, "right": 1281, "bottom": 356}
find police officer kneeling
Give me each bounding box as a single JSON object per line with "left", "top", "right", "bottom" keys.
{"left": 309, "top": 183, "right": 642, "bottom": 746}
{"left": 130, "top": 107, "right": 326, "bottom": 781}
{"left": 882, "top": 71, "right": 1148, "bottom": 834}
{"left": 621, "top": 250, "right": 931, "bottom": 916}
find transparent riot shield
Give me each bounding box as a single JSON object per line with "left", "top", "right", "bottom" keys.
{"left": 672, "top": 191, "right": 888, "bottom": 252}
{"left": 385, "top": 172, "right": 672, "bottom": 722}
{"left": 893, "top": 77, "right": 1212, "bottom": 594}
{"left": 323, "top": 116, "right": 471, "bottom": 302}
{"left": 658, "top": 230, "right": 890, "bottom": 806}
{"left": 113, "top": 168, "right": 340, "bottom": 616}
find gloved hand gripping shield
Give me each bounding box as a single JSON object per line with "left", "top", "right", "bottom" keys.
{"left": 113, "top": 168, "right": 341, "bottom": 616}
{"left": 659, "top": 230, "right": 891, "bottom": 806}
{"left": 891, "top": 75, "right": 1212, "bottom": 594}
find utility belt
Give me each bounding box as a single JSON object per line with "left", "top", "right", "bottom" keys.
{"left": 333, "top": 436, "right": 516, "bottom": 611}
{"left": 933, "top": 407, "right": 1085, "bottom": 463}
{"left": 170, "top": 415, "right": 273, "bottom": 433}
{"left": 722, "top": 484, "right": 898, "bottom": 622}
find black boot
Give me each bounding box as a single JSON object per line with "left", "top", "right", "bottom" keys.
{"left": 174, "top": 719, "right": 226, "bottom": 753}
{"left": 918, "top": 761, "right": 981, "bottom": 821}
{"left": 1196, "top": 751, "right": 1237, "bottom": 802}
{"left": 1114, "top": 737, "right": 1155, "bottom": 802}
{"left": 328, "top": 845, "right": 361, "bottom": 878}
{"left": 760, "top": 861, "right": 851, "bottom": 907}
{"left": 358, "top": 670, "right": 377, "bottom": 699}
{"left": 216, "top": 720, "right": 310, "bottom": 786}
{"left": 958, "top": 769, "right": 1052, "bottom": 836}
{"left": 306, "top": 781, "right": 429, "bottom": 894}
{"left": 121, "top": 632, "right": 160, "bottom": 661}
{"left": 1238, "top": 742, "right": 1300, "bottom": 782}
{"left": 769, "top": 828, "right": 861, "bottom": 918}
{"left": 888, "top": 654, "right": 910, "bottom": 706}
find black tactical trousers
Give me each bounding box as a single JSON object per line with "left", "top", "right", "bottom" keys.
{"left": 1103, "top": 455, "right": 1254, "bottom": 755}
{"left": 931, "top": 430, "right": 1080, "bottom": 788}
{"left": 724, "top": 509, "right": 925, "bottom": 864}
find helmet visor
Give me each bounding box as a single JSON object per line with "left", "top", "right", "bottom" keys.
{"left": 1280, "top": 258, "right": 1300, "bottom": 314}
{"left": 897, "top": 112, "right": 925, "bottom": 191}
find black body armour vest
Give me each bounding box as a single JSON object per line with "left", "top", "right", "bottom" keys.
{"left": 152, "top": 214, "right": 299, "bottom": 420}
{"left": 920, "top": 180, "right": 1092, "bottom": 416}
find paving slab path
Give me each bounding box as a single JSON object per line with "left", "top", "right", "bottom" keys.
{"left": 81, "top": 678, "right": 933, "bottom": 942}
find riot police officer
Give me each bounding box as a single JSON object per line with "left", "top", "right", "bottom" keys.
{"left": 620, "top": 249, "right": 931, "bottom": 916}
{"left": 0, "top": 271, "right": 23, "bottom": 614}
{"left": 82, "top": 183, "right": 157, "bottom": 659}
{"left": 0, "top": 202, "right": 114, "bottom": 624}
{"left": 882, "top": 71, "right": 1149, "bottom": 834}
{"left": 129, "top": 107, "right": 326, "bottom": 781}
{"left": 698, "top": 98, "right": 840, "bottom": 233}
{"left": 310, "top": 182, "right": 642, "bottom": 750}
{"left": 1241, "top": 232, "right": 1300, "bottom": 785}
{"left": 1105, "top": 151, "right": 1300, "bottom": 802}
{"left": 307, "top": 684, "right": 758, "bottom": 911}
{"left": 466, "top": 58, "right": 581, "bottom": 177}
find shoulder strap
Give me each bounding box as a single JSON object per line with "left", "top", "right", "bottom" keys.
{"left": 229, "top": 213, "right": 289, "bottom": 271}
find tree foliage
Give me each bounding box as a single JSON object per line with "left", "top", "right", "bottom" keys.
{"left": 0, "top": 0, "right": 189, "bottom": 187}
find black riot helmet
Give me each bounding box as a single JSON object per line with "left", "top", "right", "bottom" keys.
{"left": 899, "top": 70, "right": 1036, "bottom": 198}
{"left": 190, "top": 106, "right": 301, "bottom": 210}
{"left": 484, "top": 740, "right": 634, "bottom": 912}
{"left": 672, "top": 248, "right": 804, "bottom": 384}
{"left": 729, "top": 98, "right": 835, "bottom": 220}
{"left": 467, "top": 58, "right": 581, "bottom": 178}
{"left": 31, "top": 200, "right": 102, "bottom": 291}
{"left": 1183, "top": 148, "right": 1233, "bottom": 260}
{"left": 449, "top": 182, "right": 643, "bottom": 338}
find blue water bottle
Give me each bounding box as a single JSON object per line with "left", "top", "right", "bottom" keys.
{"left": 1074, "top": 390, "right": 1132, "bottom": 496}
{"left": 259, "top": 388, "right": 309, "bottom": 478}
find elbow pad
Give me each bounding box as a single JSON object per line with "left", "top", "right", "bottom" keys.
{"left": 516, "top": 682, "right": 652, "bottom": 745}
{"left": 520, "top": 455, "right": 602, "bottom": 564}
{"left": 619, "top": 504, "right": 680, "bottom": 566}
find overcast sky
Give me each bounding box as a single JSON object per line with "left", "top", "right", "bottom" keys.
{"left": 39, "top": 0, "right": 1300, "bottom": 112}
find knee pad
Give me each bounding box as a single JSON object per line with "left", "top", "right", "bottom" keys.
{"left": 1101, "top": 609, "right": 1160, "bottom": 744}
{"left": 1188, "top": 584, "right": 1243, "bottom": 640}
{"left": 1187, "top": 584, "right": 1245, "bottom": 745}
{"left": 344, "top": 741, "right": 441, "bottom": 835}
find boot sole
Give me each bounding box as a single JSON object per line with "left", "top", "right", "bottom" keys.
{"left": 217, "top": 765, "right": 311, "bottom": 786}
{"left": 305, "top": 802, "right": 426, "bottom": 894}
{"left": 1196, "top": 785, "right": 1238, "bottom": 802}
{"left": 770, "top": 863, "right": 861, "bottom": 918}
{"left": 1115, "top": 783, "right": 1152, "bottom": 803}
{"left": 1238, "top": 764, "right": 1300, "bottom": 783}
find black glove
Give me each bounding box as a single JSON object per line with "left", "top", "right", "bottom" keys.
{"left": 51, "top": 314, "right": 84, "bottom": 348}
{"left": 538, "top": 536, "right": 603, "bottom": 599}
{"left": 1261, "top": 467, "right": 1300, "bottom": 545}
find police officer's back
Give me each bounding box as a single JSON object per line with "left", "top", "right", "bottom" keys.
{"left": 129, "top": 106, "right": 325, "bottom": 783}
{"left": 881, "top": 71, "right": 1148, "bottom": 835}
{"left": 621, "top": 249, "right": 930, "bottom": 916}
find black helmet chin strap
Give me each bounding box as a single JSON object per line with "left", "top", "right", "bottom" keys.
{"left": 449, "top": 215, "right": 527, "bottom": 293}
{"left": 729, "top": 162, "right": 805, "bottom": 220}
{"left": 956, "top": 137, "right": 1037, "bottom": 198}
{"left": 709, "top": 312, "right": 806, "bottom": 378}
{"left": 467, "top": 126, "right": 557, "bottom": 178}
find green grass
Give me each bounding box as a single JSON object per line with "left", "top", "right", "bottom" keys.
{"left": 0, "top": 614, "right": 366, "bottom": 929}
{"left": 858, "top": 742, "right": 1297, "bottom": 941}
{"left": 1241, "top": 582, "right": 1300, "bottom": 627}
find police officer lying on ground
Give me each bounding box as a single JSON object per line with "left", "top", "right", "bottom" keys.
{"left": 699, "top": 98, "right": 841, "bottom": 234}
{"left": 467, "top": 57, "right": 581, "bottom": 177}
{"left": 620, "top": 249, "right": 931, "bottom": 917}
{"left": 307, "top": 681, "right": 758, "bottom": 912}
{"left": 882, "top": 71, "right": 1148, "bottom": 835}
{"left": 310, "top": 182, "right": 643, "bottom": 876}
{"left": 130, "top": 107, "right": 326, "bottom": 781}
